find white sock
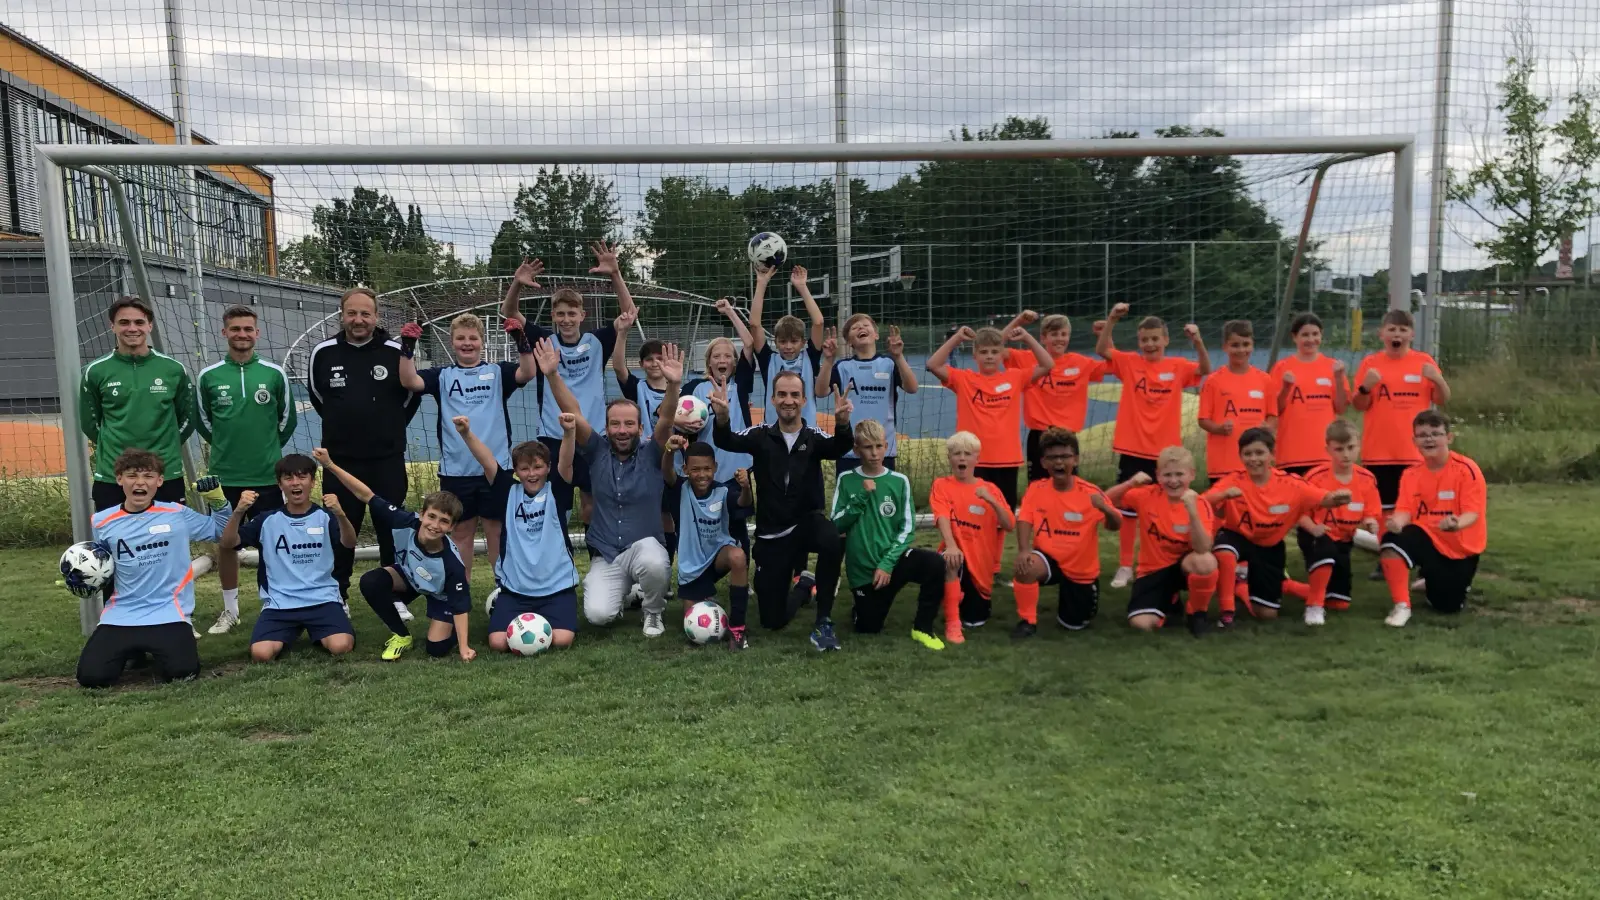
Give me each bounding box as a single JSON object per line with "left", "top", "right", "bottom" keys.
{"left": 221, "top": 588, "right": 240, "bottom": 616}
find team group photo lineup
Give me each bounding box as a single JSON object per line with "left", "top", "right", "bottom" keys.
{"left": 64, "top": 230, "right": 1484, "bottom": 688}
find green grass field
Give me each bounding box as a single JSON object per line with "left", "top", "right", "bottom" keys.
{"left": 1, "top": 484, "right": 1598, "bottom": 897}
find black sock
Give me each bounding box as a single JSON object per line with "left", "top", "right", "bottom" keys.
{"left": 729, "top": 585, "right": 749, "bottom": 629}
{"left": 913, "top": 581, "right": 940, "bottom": 633}
{"left": 360, "top": 568, "right": 409, "bottom": 637}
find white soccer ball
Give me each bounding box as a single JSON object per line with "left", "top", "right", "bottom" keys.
{"left": 60, "top": 540, "right": 114, "bottom": 598}
{"left": 683, "top": 600, "right": 727, "bottom": 644}
{"left": 674, "top": 395, "right": 710, "bottom": 434}
{"left": 505, "top": 612, "right": 554, "bottom": 656}
{"left": 747, "top": 232, "right": 787, "bottom": 267}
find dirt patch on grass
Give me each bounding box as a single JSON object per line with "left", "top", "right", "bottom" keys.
{"left": 1477, "top": 596, "right": 1596, "bottom": 623}
{"left": 4, "top": 659, "right": 250, "bottom": 694}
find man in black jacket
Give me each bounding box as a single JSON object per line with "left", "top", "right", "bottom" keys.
{"left": 711, "top": 370, "right": 853, "bottom": 651}
{"left": 307, "top": 287, "right": 422, "bottom": 598}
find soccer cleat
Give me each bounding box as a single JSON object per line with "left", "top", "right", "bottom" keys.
{"left": 1010, "top": 620, "right": 1037, "bottom": 641}
{"left": 1327, "top": 598, "right": 1351, "bottom": 612}
{"left": 207, "top": 609, "right": 239, "bottom": 635}
{"left": 727, "top": 626, "right": 749, "bottom": 651}
{"left": 1385, "top": 603, "right": 1412, "bottom": 628}
{"left": 626, "top": 584, "right": 645, "bottom": 610}
{"left": 1110, "top": 566, "right": 1134, "bottom": 589}
{"left": 1217, "top": 612, "right": 1235, "bottom": 630}
{"left": 1304, "top": 606, "right": 1327, "bottom": 627}
{"left": 944, "top": 622, "right": 965, "bottom": 645}
{"left": 642, "top": 611, "right": 665, "bottom": 638}
{"left": 910, "top": 629, "right": 946, "bottom": 651}
{"left": 1186, "top": 611, "right": 1208, "bottom": 638}
{"left": 395, "top": 600, "right": 414, "bottom": 623}
{"left": 809, "top": 619, "right": 841, "bottom": 652}
{"left": 790, "top": 572, "right": 817, "bottom": 609}
{"left": 381, "top": 633, "right": 414, "bottom": 661}
{"left": 484, "top": 587, "right": 500, "bottom": 617}
{"left": 961, "top": 618, "right": 988, "bottom": 629}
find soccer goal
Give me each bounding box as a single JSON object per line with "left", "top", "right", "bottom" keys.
{"left": 29, "top": 136, "right": 1415, "bottom": 625}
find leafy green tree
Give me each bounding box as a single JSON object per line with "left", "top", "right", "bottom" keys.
{"left": 639, "top": 176, "right": 750, "bottom": 299}
{"left": 488, "top": 166, "right": 625, "bottom": 279}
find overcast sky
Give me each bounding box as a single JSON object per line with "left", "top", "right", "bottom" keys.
{"left": 8, "top": 0, "right": 1598, "bottom": 278}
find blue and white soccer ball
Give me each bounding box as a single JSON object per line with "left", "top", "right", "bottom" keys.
{"left": 506, "top": 612, "right": 554, "bottom": 656}
{"left": 60, "top": 540, "right": 114, "bottom": 598}
{"left": 674, "top": 395, "right": 710, "bottom": 434}
{"left": 684, "top": 601, "right": 727, "bottom": 645}
{"left": 747, "top": 232, "right": 787, "bottom": 268}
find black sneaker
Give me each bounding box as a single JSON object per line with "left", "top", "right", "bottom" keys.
{"left": 1010, "top": 620, "right": 1037, "bottom": 641}
{"left": 727, "top": 626, "right": 749, "bottom": 651}
{"left": 790, "top": 572, "right": 817, "bottom": 609}
{"left": 1187, "top": 611, "right": 1208, "bottom": 638}
{"left": 1216, "top": 612, "right": 1234, "bottom": 631}
{"left": 961, "top": 619, "right": 988, "bottom": 629}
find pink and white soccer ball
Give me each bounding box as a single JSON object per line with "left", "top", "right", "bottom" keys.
{"left": 505, "top": 612, "right": 554, "bottom": 656}
{"left": 683, "top": 601, "right": 727, "bottom": 644}
{"left": 674, "top": 395, "right": 710, "bottom": 434}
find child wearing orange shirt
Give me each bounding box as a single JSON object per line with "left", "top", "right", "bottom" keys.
{"left": 1097, "top": 303, "right": 1211, "bottom": 589}
{"left": 926, "top": 324, "right": 1052, "bottom": 510}
{"left": 1002, "top": 312, "right": 1110, "bottom": 482}
{"left": 1270, "top": 312, "right": 1350, "bottom": 475}
{"left": 1352, "top": 309, "right": 1451, "bottom": 510}
{"left": 1104, "top": 446, "right": 1220, "bottom": 637}
{"left": 1294, "top": 419, "right": 1382, "bottom": 624}
{"left": 1198, "top": 320, "right": 1278, "bottom": 480}
{"left": 1202, "top": 428, "right": 1352, "bottom": 628}
{"left": 930, "top": 431, "right": 1015, "bottom": 642}
{"left": 1011, "top": 427, "right": 1121, "bottom": 640}
{"left": 1378, "top": 410, "right": 1486, "bottom": 628}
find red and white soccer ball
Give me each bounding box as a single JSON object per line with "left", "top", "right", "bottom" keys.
{"left": 505, "top": 612, "right": 554, "bottom": 656}
{"left": 674, "top": 395, "right": 710, "bottom": 434}
{"left": 683, "top": 600, "right": 727, "bottom": 645}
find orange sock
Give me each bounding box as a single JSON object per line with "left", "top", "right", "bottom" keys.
{"left": 1306, "top": 566, "right": 1332, "bottom": 608}
{"left": 1380, "top": 556, "right": 1413, "bottom": 606}
{"left": 1216, "top": 552, "right": 1237, "bottom": 614}
{"left": 1281, "top": 579, "right": 1309, "bottom": 601}
{"left": 1118, "top": 523, "right": 1137, "bottom": 569}
{"left": 942, "top": 581, "right": 964, "bottom": 643}
{"left": 1013, "top": 580, "right": 1039, "bottom": 625}
{"left": 1185, "top": 570, "right": 1219, "bottom": 615}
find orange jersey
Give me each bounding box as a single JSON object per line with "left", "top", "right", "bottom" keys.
{"left": 1018, "top": 476, "right": 1110, "bottom": 582}
{"left": 1205, "top": 470, "right": 1330, "bottom": 546}
{"left": 1354, "top": 350, "right": 1440, "bottom": 466}
{"left": 1302, "top": 464, "right": 1382, "bottom": 543}
{"left": 1106, "top": 351, "right": 1202, "bottom": 459}
{"left": 1198, "top": 366, "right": 1278, "bottom": 477}
{"left": 944, "top": 366, "right": 1032, "bottom": 466}
{"left": 929, "top": 475, "right": 1008, "bottom": 597}
{"left": 1121, "top": 484, "right": 1215, "bottom": 576}
{"left": 1395, "top": 452, "right": 1487, "bottom": 559}
{"left": 1270, "top": 355, "right": 1347, "bottom": 468}
{"left": 1007, "top": 349, "right": 1108, "bottom": 432}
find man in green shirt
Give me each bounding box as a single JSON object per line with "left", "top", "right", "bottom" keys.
{"left": 194, "top": 304, "right": 298, "bottom": 634}
{"left": 80, "top": 296, "right": 195, "bottom": 510}
{"left": 830, "top": 419, "right": 948, "bottom": 651}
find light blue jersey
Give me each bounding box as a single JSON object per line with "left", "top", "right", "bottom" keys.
{"left": 621, "top": 371, "right": 667, "bottom": 433}
{"left": 830, "top": 355, "right": 902, "bottom": 458}
{"left": 490, "top": 471, "right": 579, "bottom": 597}
{"left": 531, "top": 325, "right": 617, "bottom": 439}
{"left": 676, "top": 483, "right": 737, "bottom": 585}
{"left": 236, "top": 506, "right": 344, "bottom": 611}
{"left": 420, "top": 362, "right": 521, "bottom": 476}
{"left": 756, "top": 344, "right": 823, "bottom": 427}
{"left": 369, "top": 497, "right": 473, "bottom": 609}
{"left": 92, "top": 501, "right": 231, "bottom": 626}
{"left": 686, "top": 359, "right": 756, "bottom": 482}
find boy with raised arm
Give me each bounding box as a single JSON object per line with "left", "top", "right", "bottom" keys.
{"left": 1352, "top": 310, "right": 1451, "bottom": 519}
{"left": 1011, "top": 428, "right": 1121, "bottom": 641}
{"left": 1097, "top": 302, "right": 1211, "bottom": 588}
{"left": 1377, "top": 410, "right": 1486, "bottom": 628}
{"left": 827, "top": 314, "right": 920, "bottom": 473}
{"left": 1197, "top": 320, "right": 1277, "bottom": 481}
{"left": 925, "top": 325, "right": 1052, "bottom": 510}
{"left": 929, "top": 431, "right": 1015, "bottom": 643}
{"left": 746, "top": 263, "right": 825, "bottom": 427}
{"left": 1000, "top": 311, "right": 1110, "bottom": 482}
{"left": 662, "top": 438, "right": 753, "bottom": 649}
{"left": 1296, "top": 419, "right": 1383, "bottom": 621}
{"left": 687, "top": 300, "right": 762, "bottom": 550}
{"left": 1270, "top": 312, "right": 1349, "bottom": 476}
{"left": 220, "top": 454, "right": 359, "bottom": 663}
{"left": 1103, "top": 447, "right": 1220, "bottom": 637}
{"left": 313, "top": 448, "right": 475, "bottom": 662}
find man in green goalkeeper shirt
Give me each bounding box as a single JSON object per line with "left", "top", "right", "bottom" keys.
{"left": 194, "top": 305, "right": 297, "bottom": 634}
{"left": 830, "top": 419, "right": 949, "bottom": 651}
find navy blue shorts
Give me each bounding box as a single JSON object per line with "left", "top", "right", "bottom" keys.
{"left": 439, "top": 474, "right": 500, "bottom": 522}
{"left": 251, "top": 601, "right": 353, "bottom": 647}
{"left": 677, "top": 563, "right": 728, "bottom": 602}
{"left": 490, "top": 586, "right": 579, "bottom": 634}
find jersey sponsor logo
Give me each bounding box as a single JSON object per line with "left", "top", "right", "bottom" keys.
{"left": 1132, "top": 377, "right": 1177, "bottom": 402}
{"left": 372, "top": 365, "right": 389, "bottom": 381}
{"left": 513, "top": 503, "right": 547, "bottom": 526}
{"left": 116, "top": 537, "right": 171, "bottom": 558}
{"left": 447, "top": 380, "right": 495, "bottom": 398}
{"left": 274, "top": 535, "right": 325, "bottom": 553}
{"left": 1373, "top": 384, "right": 1423, "bottom": 403}
{"left": 254, "top": 387, "right": 272, "bottom": 404}
{"left": 966, "top": 386, "right": 1014, "bottom": 410}
{"left": 330, "top": 373, "right": 347, "bottom": 388}
{"left": 150, "top": 377, "right": 169, "bottom": 395}
{"left": 148, "top": 523, "right": 172, "bottom": 535}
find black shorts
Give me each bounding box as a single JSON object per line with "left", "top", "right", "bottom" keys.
{"left": 1127, "top": 563, "right": 1187, "bottom": 621}
{"left": 1213, "top": 528, "right": 1288, "bottom": 608}
{"left": 490, "top": 586, "right": 580, "bottom": 633}
{"left": 677, "top": 563, "right": 728, "bottom": 602}
{"left": 91, "top": 478, "right": 186, "bottom": 511}
{"left": 439, "top": 474, "right": 500, "bottom": 521}
{"left": 76, "top": 621, "right": 199, "bottom": 688}
{"left": 250, "top": 601, "right": 355, "bottom": 647}
{"left": 224, "top": 484, "right": 283, "bottom": 521}
{"left": 1117, "top": 454, "right": 1160, "bottom": 484}
{"left": 974, "top": 466, "right": 1020, "bottom": 511}
{"left": 1026, "top": 550, "right": 1100, "bottom": 629}
{"left": 1381, "top": 525, "right": 1479, "bottom": 613}
{"left": 836, "top": 455, "right": 897, "bottom": 475}
{"left": 1296, "top": 531, "right": 1354, "bottom": 603}
{"left": 953, "top": 566, "right": 992, "bottom": 625}
{"left": 1369, "top": 464, "right": 1408, "bottom": 509}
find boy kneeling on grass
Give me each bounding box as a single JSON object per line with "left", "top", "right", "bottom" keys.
{"left": 1378, "top": 410, "right": 1486, "bottom": 628}
{"left": 929, "top": 431, "right": 1015, "bottom": 644}
{"left": 1103, "top": 447, "right": 1220, "bottom": 636}
{"left": 220, "top": 453, "right": 359, "bottom": 662}
{"left": 832, "top": 420, "right": 949, "bottom": 651}
{"left": 1294, "top": 420, "right": 1383, "bottom": 621}
{"left": 1011, "top": 427, "right": 1121, "bottom": 641}
{"left": 314, "top": 448, "right": 475, "bottom": 662}
{"left": 662, "top": 438, "right": 753, "bottom": 650}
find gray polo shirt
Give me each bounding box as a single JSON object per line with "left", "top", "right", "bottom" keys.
{"left": 579, "top": 430, "right": 665, "bottom": 562}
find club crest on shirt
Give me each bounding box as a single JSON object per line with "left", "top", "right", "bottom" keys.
{"left": 372, "top": 365, "right": 389, "bottom": 381}
{"left": 879, "top": 498, "right": 897, "bottom": 517}
{"left": 254, "top": 387, "right": 272, "bottom": 404}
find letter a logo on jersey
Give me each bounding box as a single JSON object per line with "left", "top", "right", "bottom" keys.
{"left": 275, "top": 534, "right": 292, "bottom": 555}
{"left": 116, "top": 539, "right": 135, "bottom": 559}
{"left": 448, "top": 380, "right": 465, "bottom": 397}
{"left": 1223, "top": 399, "right": 1239, "bottom": 418}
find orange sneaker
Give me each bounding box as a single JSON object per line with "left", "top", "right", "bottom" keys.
{"left": 944, "top": 621, "right": 965, "bottom": 645}
{"left": 1327, "top": 599, "right": 1351, "bottom": 611}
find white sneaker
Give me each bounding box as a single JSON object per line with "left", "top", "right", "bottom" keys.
{"left": 208, "top": 610, "right": 239, "bottom": 635}
{"left": 395, "top": 600, "right": 414, "bottom": 623}
{"left": 1110, "top": 566, "right": 1134, "bottom": 589}
{"left": 192, "top": 626, "right": 203, "bottom": 640}
{"left": 1303, "top": 606, "right": 1326, "bottom": 627}
{"left": 484, "top": 587, "right": 501, "bottom": 617}
{"left": 1385, "top": 603, "right": 1412, "bottom": 628}
{"left": 642, "top": 611, "right": 665, "bottom": 637}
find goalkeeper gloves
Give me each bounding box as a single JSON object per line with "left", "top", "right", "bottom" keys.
{"left": 399, "top": 320, "right": 423, "bottom": 359}
{"left": 505, "top": 317, "right": 534, "bottom": 355}
{"left": 194, "top": 475, "right": 227, "bottom": 510}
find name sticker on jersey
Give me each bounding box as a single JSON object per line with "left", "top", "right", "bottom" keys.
{"left": 1063, "top": 511, "right": 1084, "bottom": 522}
{"left": 1174, "top": 523, "right": 1190, "bottom": 533}
{"left": 1064, "top": 367, "right": 1080, "bottom": 376}
{"left": 968, "top": 504, "right": 987, "bottom": 515}
{"left": 874, "top": 371, "right": 890, "bottom": 379}
{"left": 1438, "top": 490, "right": 1455, "bottom": 500}
{"left": 1404, "top": 374, "right": 1423, "bottom": 383}
{"left": 1316, "top": 377, "right": 1332, "bottom": 386}
{"left": 1157, "top": 372, "right": 1175, "bottom": 381}
{"left": 148, "top": 524, "right": 171, "bottom": 534}
{"left": 994, "top": 383, "right": 1012, "bottom": 392}
{"left": 307, "top": 527, "right": 325, "bottom": 535}
{"left": 1348, "top": 503, "right": 1364, "bottom": 512}
{"left": 413, "top": 566, "right": 434, "bottom": 583}
{"left": 1268, "top": 504, "right": 1291, "bottom": 514}
{"left": 1248, "top": 390, "right": 1264, "bottom": 399}
{"left": 708, "top": 501, "right": 723, "bottom": 513}
{"left": 479, "top": 371, "right": 496, "bottom": 380}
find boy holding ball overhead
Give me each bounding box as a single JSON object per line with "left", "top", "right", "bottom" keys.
{"left": 746, "top": 263, "right": 826, "bottom": 427}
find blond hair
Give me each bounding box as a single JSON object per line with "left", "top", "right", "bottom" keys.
{"left": 1324, "top": 418, "right": 1358, "bottom": 444}
{"left": 974, "top": 327, "right": 1005, "bottom": 349}
{"left": 773, "top": 314, "right": 806, "bottom": 343}
{"left": 702, "top": 336, "right": 737, "bottom": 374}
{"left": 1156, "top": 445, "right": 1195, "bottom": 472}
{"left": 449, "top": 313, "right": 484, "bottom": 338}
{"left": 550, "top": 286, "right": 584, "bottom": 311}
{"left": 946, "top": 431, "right": 981, "bottom": 455}
{"left": 853, "top": 419, "right": 887, "bottom": 445}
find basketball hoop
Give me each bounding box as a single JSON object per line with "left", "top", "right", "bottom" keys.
{"left": 899, "top": 273, "right": 917, "bottom": 290}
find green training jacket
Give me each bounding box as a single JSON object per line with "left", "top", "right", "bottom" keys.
{"left": 194, "top": 353, "right": 297, "bottom": 486}
{"left": 79, "top": 349, "right": 195, "bottom": 483}
{"left": 830, "top": 467, "right": 919, "bottom": 589}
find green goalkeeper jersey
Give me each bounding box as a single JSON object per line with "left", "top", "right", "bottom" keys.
{"left": 830, "top": 468, "right": 918, "bottom": 589}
